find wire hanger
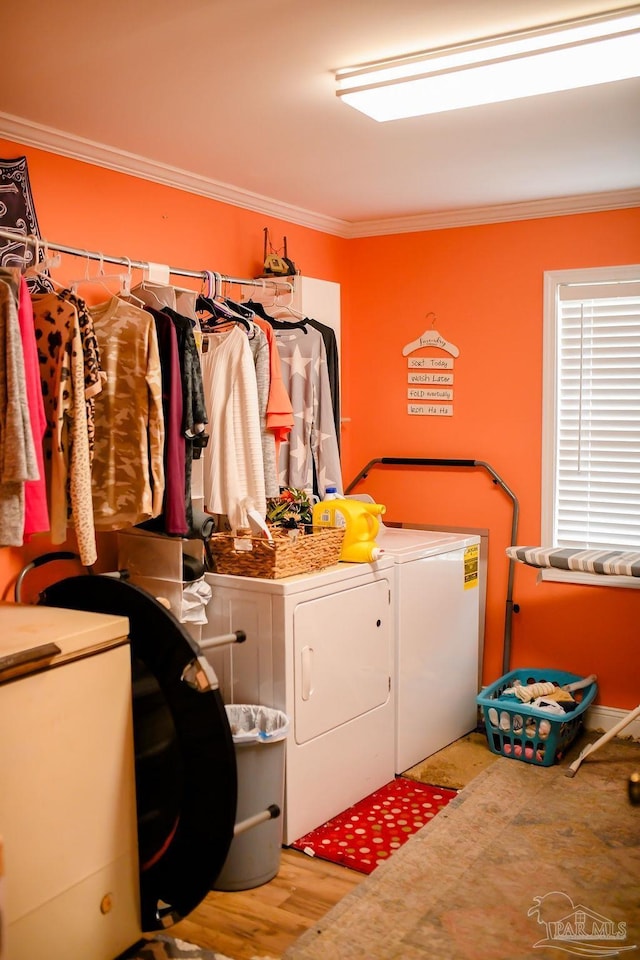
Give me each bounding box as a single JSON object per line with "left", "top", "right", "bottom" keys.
{"left": 402, "top": 311, "right": 460, "bottom": 358}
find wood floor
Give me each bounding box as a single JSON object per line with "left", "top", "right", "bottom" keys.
{"left": 170, "top": 848, "right": 365, "bottom": 959}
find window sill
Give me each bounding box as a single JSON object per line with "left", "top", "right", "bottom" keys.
{"left": 540, "top": 568, "right": 640, "bottom": 590}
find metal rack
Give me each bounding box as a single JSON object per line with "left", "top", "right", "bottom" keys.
{"left": 0, "top": 226, "right": 293, "bottom": 293}
{"left": 345, "top": 456, "right": 519, "bottom": 674}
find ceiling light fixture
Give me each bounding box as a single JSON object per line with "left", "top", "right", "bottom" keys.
{"left": 335, "top": 6, "right": 640, "bottom": 121}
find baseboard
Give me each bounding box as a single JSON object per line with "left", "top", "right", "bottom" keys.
{"left": 584, "top": 704, "right": 640, "bottom": 740}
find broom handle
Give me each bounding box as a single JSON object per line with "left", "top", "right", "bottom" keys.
{"left": 573, "top": 702, "right": 640, "bottom": 765}
{"left": 564, "top": 673, "right": 597, "bottom": 693}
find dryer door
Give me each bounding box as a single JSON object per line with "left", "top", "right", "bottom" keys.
{"left": 293, "top": 578, "right": 392, "bottom": 744}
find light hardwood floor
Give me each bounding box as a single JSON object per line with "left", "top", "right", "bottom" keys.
{"left": 170, "top": 848, "right": 365, "bottom": 959}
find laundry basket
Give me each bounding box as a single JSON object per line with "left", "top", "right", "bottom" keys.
{"left": 477, "top": 668, "right": 597, "bottom": 767}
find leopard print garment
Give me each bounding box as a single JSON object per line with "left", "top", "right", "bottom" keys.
{"left": 57, "top": 287, "right": 104, "bottom": 462}
{"left": 31, "top": 291, "right": 97, "bottom": 566}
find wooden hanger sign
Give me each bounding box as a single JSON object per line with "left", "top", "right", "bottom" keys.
{"left": 402, "top": 313, "right": 459, "bottom": 416}
{"left": 402, "top": 327, "right": 459, "bottom": 358}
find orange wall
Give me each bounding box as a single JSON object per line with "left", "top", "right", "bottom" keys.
{"left": 342, "top": 211, "right": 640, "bottom": 710}
{"left": 2, "top": 136, "right": 639, "bottom": 709}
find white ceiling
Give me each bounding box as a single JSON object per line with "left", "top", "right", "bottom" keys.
{"left": 2, "top": 0, "right": 639, "bottom": 235}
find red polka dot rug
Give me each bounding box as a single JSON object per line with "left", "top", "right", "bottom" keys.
{"left": 290, "top": 777, "right": 457, "bottom": 874}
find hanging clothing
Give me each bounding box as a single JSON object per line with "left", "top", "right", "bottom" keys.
{"left": 88, "top": 297, "right": 165, "bottom": 530}
{"left": 199, "top": 324, "right": 266, "bottom": 531}
{"left": 246, "top": 321, "right": 279, "bottom": 499}
{"left": 31, "top": 290, "right": 97, "bottom": 565}
{"left": 0, "top": 273, "right": 39, "bottom": 546}
{"left": 56, "top": 287, "right": 104, "bottom": 463}
{"left": 16, "top": 275, "right": 49, "bottom": 538}
{"left": 305, "top": 317, "right": 340, "bottom": 451}
{"left": 155, "top": 306, "right": 208, "bottom": 531}
{"left": 275, "top": 324, "right": 342, "bottom": 497}
{"left": 251, "top": 315, "right": 295, "bottom": 454}
{"left": 143, "top": 307, "right": 188, "bottom": 536}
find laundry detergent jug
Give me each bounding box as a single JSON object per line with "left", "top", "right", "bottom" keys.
{"left": 312, "top": 495, "right": 386, "bottom": 563}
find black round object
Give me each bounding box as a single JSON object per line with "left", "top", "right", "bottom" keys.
{"left": 38, "top": 575, "right": 237, "bottom": 931}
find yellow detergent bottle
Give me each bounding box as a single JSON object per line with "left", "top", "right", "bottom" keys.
{"left": 312, "top": 490, "right": 386, "bottom": 562}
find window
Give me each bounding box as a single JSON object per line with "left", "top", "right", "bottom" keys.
{"left": 542, "top": 265, "right": 640, "bottom": 551}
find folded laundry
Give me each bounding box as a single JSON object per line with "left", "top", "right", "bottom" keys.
{"left": 530, "top": 697, "right": 566, "bottom": 715}
{"left": 503, "top": 681, "right": 557, "bottom": 702}
{"left": 536, "top": 687, "right": 575, "bottom": 704}
{"left": 531, "top": 696, "right": 578, "bottom": 714}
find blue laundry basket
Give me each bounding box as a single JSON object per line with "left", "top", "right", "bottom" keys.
{"left": 477, "top": 668, "right": 597, "bottom": 767}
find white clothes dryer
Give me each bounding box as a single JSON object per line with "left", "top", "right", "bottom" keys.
{"left": 203, "top": 557, "right": 396, "bottom": 845}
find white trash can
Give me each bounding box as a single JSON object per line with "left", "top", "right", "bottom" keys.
{"left": 213, "top": 704, "right": 289, "bottom": 891}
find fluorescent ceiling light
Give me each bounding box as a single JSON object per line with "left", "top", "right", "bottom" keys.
{"left": 335, "top": 7, "right": 640, "bottom": 121}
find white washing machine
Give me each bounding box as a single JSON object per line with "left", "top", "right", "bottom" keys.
{"left": 202, "top": 557, "right": 396, "bottom": 845}
{"left": 374, "top": 524, "right": 481, "bottom": 774}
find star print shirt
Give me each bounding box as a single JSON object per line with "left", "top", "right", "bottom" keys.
{"left": 275, "top": 324, "right": 342, "bottom": 497}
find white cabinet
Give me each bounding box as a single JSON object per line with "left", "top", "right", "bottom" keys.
{"left": 0, "top": 605, "right": 140, "bottom": 960}
{"left": 203, "top": 558, "right": 396, "bottom": 844}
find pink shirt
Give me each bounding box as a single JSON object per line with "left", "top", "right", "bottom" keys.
{"left": 18, "top": 276, "right": 49, "bottom": 538}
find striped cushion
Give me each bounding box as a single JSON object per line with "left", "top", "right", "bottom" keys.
{"left": 506, "top": 546, "right": 640, "bottom": 578}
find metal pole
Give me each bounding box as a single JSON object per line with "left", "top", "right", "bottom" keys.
{"left": 345, "top": 456, "right": 519, "bottom": 673}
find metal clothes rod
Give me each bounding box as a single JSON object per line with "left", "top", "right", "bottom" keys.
{"left": 0, "top": 227, "right": 293, "bottom": 292}
{"left": 344, "top": 456, "right": 519, "bottom": 675}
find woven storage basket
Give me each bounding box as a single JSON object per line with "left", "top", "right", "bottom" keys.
{"left": 207, "top": 525, "right": 344, "bottom": 579}
{"left": 477, "top": 668, "right": 597, "bottom": 767}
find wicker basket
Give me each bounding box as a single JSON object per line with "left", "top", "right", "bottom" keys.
{"left": 207, "top": 525, "right": 345, "bottom": 579}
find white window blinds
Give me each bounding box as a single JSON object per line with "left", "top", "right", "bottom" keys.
{"left": 548, "top": 273, "right": 640, "bottom": 549}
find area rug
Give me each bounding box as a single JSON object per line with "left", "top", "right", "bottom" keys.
{"left": 284, "top": 737, "right": 640, "bottom": 960}
{"left": 291, "top": 777, "right": 457, "bottom": 874}
{"left": 403, "top": 730, "right": 500, "bottom": 790}
{"left": 120, "top": 934, "right": 235, "bottom": 959}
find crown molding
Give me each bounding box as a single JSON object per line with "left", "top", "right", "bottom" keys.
{"left": 1, "top": 112, "right": 638, "bottom": 240}
{"left": 347, "top": 188, "right": 640, "bottom": 237}
{"left": 0, "top": 112, "right": 349, "bottom": 237}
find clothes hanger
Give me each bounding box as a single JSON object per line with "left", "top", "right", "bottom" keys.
{"left": 23, "top": 237, "right": 66, "bottom": 290}
{"left": 198, "top": 299, "right": 252, "bottom": 332}
{"left": 131, "top": 264, "right": 177, "bottom": 309}
{"left": 273, "top": 284, "right": 306, "bottom": 322}
{"left": 117, "top": 257, "right": 146, "bottom": 308}
{"left": 269, "top": 282, "right": 309, "bottom": 330}
{"left": 222, "top": 297, "right": 255, "bottom": 320}
{"left": 197, "top": 271, "right": 251, "bottom": 331}
{"left": 244, "top": 297, "right": 273, "bottom": 321}
{"left": 244, "top": 295, "right": 308, "bottom": 333}
{"left": 68, "top": 251, "right": 129, "bottom": 299}
{"left": 402, "top": 312, "right": 460, "bottom": 358}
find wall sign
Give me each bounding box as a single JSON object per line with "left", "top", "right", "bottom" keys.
{"left": 402, "top": 314, "right": 459, "bottom": 417}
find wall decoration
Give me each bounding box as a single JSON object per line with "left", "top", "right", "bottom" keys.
{"left": 402, "top": 314, "right": 459, "bottom": 416}
{"left": 0, "top": 155, "right": 53, "bottom": 293}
